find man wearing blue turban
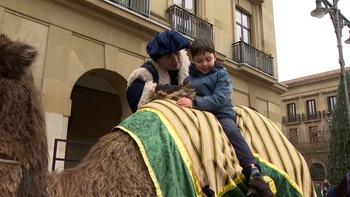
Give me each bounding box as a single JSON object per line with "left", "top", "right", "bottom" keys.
{"left": 126, "top": 30, "right": 190, "bottom": 112}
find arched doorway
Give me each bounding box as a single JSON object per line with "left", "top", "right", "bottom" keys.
{"left": 310, "top": 163, "right": 326, "bottom": 180}
{"left": 64, "top": 69, "right": 126, "bottom": 168}
{"left": 310, "top": 163, "right": 326, "bottom": 189}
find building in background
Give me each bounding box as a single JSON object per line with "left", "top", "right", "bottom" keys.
{"left": 0, "top": 0, "right": 286, "bottom": 170}
{"left": 280, "top": 67, "right": 350, "bottom": 186}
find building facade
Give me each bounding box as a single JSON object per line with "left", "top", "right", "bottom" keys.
{"left": 280, "top": 68, "right": 349, "bottom": 184}
{"left": 0, "top": 0, "right": 286, "bottom": 170}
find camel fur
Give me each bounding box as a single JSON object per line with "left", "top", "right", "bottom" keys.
{"left": 0, "top": 33, "right": 48, "bottom": 197}
{"left": 0, "top": 33, "right": 318, "bottom": 197}
{"left": 0, "top": 33, "right": 156, "bottom": 197}
{"left": 46, "top": 131, "right": 156, "bottom": 197}
{"left": 154, "top": 84, "right": 196, "bottom": 101}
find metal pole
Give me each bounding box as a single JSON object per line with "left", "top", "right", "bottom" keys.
{"left": 330, "top": 0, "right": 350, "bottom": 128}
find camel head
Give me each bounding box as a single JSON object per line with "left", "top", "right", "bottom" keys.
{"left": 0, "top": 33, "right": 47, "bottom": 197}
{"left": 0, "top": 34, "right": 37, "bottom": 79}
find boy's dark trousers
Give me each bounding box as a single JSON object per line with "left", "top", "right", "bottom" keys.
{"left": 218, "top": 118, "right": 256, "bottom": 168}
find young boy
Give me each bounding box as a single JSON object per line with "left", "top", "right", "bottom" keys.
{"left": 176, "top": 38, "right": 270, "bottom": 196}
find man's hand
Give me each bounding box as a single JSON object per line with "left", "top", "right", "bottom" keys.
{"left": 176, "top": 97, "right": 193, "bottom": 109}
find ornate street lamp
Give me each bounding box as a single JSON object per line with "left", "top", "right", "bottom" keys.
{"left": 311, "top": 0, "right": 350, "bottom": 127}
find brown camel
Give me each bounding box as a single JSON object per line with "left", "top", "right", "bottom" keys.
{"left": 0, "top": 33, "right": 48, "bottom": 197}
{"left": 0, "top": 33, "right": 155, "bottom": 197}
{"left": 0, "top": 33, "right": 317, "bottom": 197}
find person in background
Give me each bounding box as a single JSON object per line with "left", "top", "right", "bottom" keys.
{"left": 327, "top": 170, "right": 350, "bottom": 197}
{"left": 176, "top": 37, "right": 274, "bottom": 197}
{"left": 126, "top": 29, "right": 190, "bottom": 112}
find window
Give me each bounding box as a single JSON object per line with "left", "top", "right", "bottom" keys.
{"left": 287, "top": 103, "right": 297, "bottom": 122}
{"left": 171, "top": 0, "right": 197, "bottom": 37}
{"left": 288, "top": 128, "right": 298, "bottom": 144}
{"left": 235, "top": 9, "right": 251, "bottom": 44}
{"left": 306, "top": 99, "right": 316, "bottom": 119}
{"left": 309, "top": 125, "right": 319, "bottom": 143}
{"left": 287, "top": 103, "right": 296, "bottom": 116}
{"left": 174, "top": 0, "right": 195, "bottom": 13}
{"left": 105, "top": 0, "right": 150, "bottom": 17}
{"left": 327, "top": 96, "right": 336, "bottom": 113}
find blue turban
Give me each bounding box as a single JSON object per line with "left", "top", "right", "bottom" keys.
{"left": 146, "top": 30, "right": 190, "bottom": 61}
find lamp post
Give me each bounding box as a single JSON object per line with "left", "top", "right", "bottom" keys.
{"left": 311, "top": 0, "right": 350, "bottom": 127}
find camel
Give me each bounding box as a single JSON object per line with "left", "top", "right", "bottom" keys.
{"left": 0, "top": 33, "right": 318, "bottom": 197}
{"left": 0, "top": 33, "right": 48, "bottom": 197}
{"left": 0, "top": 33, "right": 156, "bottom": 197}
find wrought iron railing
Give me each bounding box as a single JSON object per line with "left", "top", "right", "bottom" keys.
{"left": 52, "top": 138, "right": 96, "bottom": 171}
{"left": 232, "top": 41, "right": 274, "bottom": 76}
{"left": 302, "top": 111, "right": 322, "bottom": 122}
{"left": 294, "top": 130, "right": 331, "bottom": 153}
{"left": 282, "top": 114, "right": 301, "bottom": 124}
{"left": 167, "top": 4, "right": 213, "bottom": 40}
{"left": 294, "top": 141, "right": 329, "bottom": 153}
{"left": 104, "top": 0, "right": 150, "bottom": 17}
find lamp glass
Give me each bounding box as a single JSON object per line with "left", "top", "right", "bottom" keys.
{"left": 345, "top": 37, "right": 350, "bottom": 44}
{"left": 311, "top": 8, "right": 329, "bottom": 18}
{"left": 311, "top": 0, "right": 329, "bottom": 18}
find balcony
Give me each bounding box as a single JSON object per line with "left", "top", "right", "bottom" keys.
{"left": 104, "top": 0, "right": 150, "bottom": 17}
{"left": 294, "top": 141, "right": 329, "bottom": 154}
{"left": 282, "top": 114, "right": 301, "bottom": 125}
{"left": 293, "top": 130, "right": 330, "bottom": 154}
{"left": 167, "top": 4, "right": 213, "bottom": 40}
{"left": 232, "top": 41, "right": 274, "bottom": 77}
{"left": 302, "top": 111, "right": 322, "bottom": 122}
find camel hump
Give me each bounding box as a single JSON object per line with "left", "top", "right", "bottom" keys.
{"left": 0, "top": 33, "right": 38, "bottom": 79}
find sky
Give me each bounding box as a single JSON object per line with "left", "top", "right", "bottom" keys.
{"left": 273, "top": 0, "right": 350, "bottom": 82}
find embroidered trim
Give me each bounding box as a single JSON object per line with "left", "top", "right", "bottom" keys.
{"left": 115, "top": 126, "right": 163, "bottom": 197}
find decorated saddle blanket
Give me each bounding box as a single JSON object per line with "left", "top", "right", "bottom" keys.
{"left": 116, "top": 99, "right": 318, "bottom": 197}
{"left": 234, "top": 105, "right": 319, "bottom": 197}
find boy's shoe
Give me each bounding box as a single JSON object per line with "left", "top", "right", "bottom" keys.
{"left": 247, "top": 173, "right": 275, "bottom": 197}
{"left": 243, "top": 164, "right": 274, "bottom": 197}
{"left": 247, "top": 173, "right": 262, "bottom": 197}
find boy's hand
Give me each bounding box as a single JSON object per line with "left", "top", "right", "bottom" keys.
{"left": 176, "top": 97, "right": 193, "bottom": 108}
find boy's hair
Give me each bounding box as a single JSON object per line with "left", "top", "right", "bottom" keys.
{"left": 190, "top": 37, "right": 215, "bottom": 57}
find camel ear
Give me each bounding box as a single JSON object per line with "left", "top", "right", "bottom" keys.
{"left": 0, "top": 34, "right": 37, "bottom": 79}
